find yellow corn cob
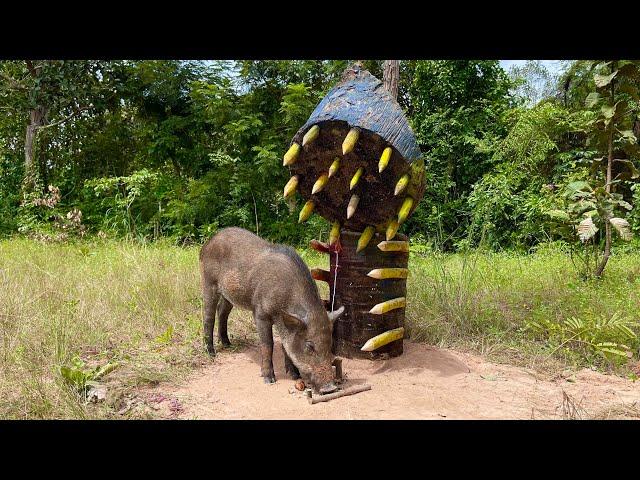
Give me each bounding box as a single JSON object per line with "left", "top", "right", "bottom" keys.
{"left": 328, "top": 157, "right": 341, "bottom": 178}
{"left": 378, "top": 147, "right": 392, "bottom": 173}
{"left": 302, "top": 125, "right": 320, "bottom": 146}
{"left": 367, "top": 268, "right": 409, "bottom": 280}
{"left": 312, "top": 174, "right": 329, "bottom": 194}
{"left": 397, "top": 196, "right": 414, "bottom": 224}
{"left": 283, "top": 143, "right": 301, "bottom": 166}
{"left": 329, "top": 221, "right": 340, "bottom": 245}
{"left": 361, "top": 327, "right": 405, "bottom": 351}
{"left": 356, "top": 226, "right": 375, "bottom": 253}
{"left": 386, "top": 219, "right": 400, "bottom": 241}
{"left": 368, "top": 297, "right": 406, "bottom": 315}
{"left": 298, "top": 200, "right": 315, "bottom": 223}
{"left": 394, "top": 173, "right": 410, "bottom": 196}
{"left": 350, "top": 167, "right": 364, "bottom": 190}
{"left": 377, "top": 240, "right": 409, "bottom": 252}
{"left": 347, "top": 194, "right": 359, "bottom": 219}
{"left": 342, "top": 127, "right": 360, "bottom": 155}
{"left": 283, "top": 175, "right": 299, "bottom": 198}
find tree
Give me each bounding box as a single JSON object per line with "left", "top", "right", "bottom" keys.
{"left": 404, "top": 60, "right": 515, "bottom": 248}
{"left": 0, "top": 60, "right": 121, "bottom": 191}
{"left": 546, "top": 60, "right": 639, "bottom": 277}
{"left": 587, "top": 60, "right": 639, "bottom": 276}
{"left": 508, "top": 60, "right": 562, "bottom": 106}
{"left": 383, "top": 60, "right": 399, "bottom": 99}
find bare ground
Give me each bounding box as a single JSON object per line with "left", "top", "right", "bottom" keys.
{"left": 140, "top": 340, "right": 640, "bottom": 420}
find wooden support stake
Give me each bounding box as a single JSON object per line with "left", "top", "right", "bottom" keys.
{"left": 307, "top": 384, "right": 371, "bottom": 404}
{"left": 309, "top": 239, "right": 331, "bottom": 253}
{"left": 311, "top": 268, "right": 331, "bottom": 283}
{"left": 332, "top": 357, "right": 343, "bottom": 382}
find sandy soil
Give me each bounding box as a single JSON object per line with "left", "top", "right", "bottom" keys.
{"left": 142, "top": 340, "right": 640, "bottom": 420}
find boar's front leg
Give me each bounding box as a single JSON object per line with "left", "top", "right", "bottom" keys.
{"left": 255, "top": 312, "right": 276, "bottom": 384}
{"left": 282, "top": 345, "right": 301, "bottom": 380}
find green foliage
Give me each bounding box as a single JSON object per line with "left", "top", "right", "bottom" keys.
{"left": 0, "top": 59, "right": 638, "bottom": 256}
{"left": 545, "top": 179, "right": 634, "bottom": 278}
{"left": 629, "top": 183, "right": 640, "bottom": 235}
{"left": 59, "top": 356, "right": 119, "bottom": 393}
{"left": 542, "top": 61, "right": 639, "bottom": 277}
{"left": 466, "top": 103, "right": 588, "bottom": 249}
{"left": 508, "top": 60, "right": 563, "bottom": 106}
{"left": 403, "top": 60, "right": 516, "bottom": 248}
{"left": 526, "top": 312, "right": 637, "bottom": 364}
{"left": 0, "top": 142, "right": 21, "bottom": 236}
{"left": 83, "top": 169, "right": 161, "bottom": 239}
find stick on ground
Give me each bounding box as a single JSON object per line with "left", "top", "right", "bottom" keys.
{"left": 308, "top": 384, "right": 371, "bottom": 404}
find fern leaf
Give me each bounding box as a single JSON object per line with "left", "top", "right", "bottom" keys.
{"left": 615, "top": 324, "right": 637, "bottom": 339}
{"left": 596, "top": 343, "right": 632, "bottom": 358}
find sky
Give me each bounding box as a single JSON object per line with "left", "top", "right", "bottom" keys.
{"left": 499, "top": 60, "right": 566, "bottom": 76}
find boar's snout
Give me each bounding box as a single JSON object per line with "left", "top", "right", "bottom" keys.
{"left": 319, "top": 381, "right": 339, "bottom": 395}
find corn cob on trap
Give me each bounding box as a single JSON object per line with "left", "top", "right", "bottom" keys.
{"left": 283, "top": 175, "right": 298, "bottom": 198}
{"left": 282, "top": 63, "right": 424, "bottom": 359}
{"left": 312, "top": 174, "right": 328, "bottom": 194}
{"left": 361, "top": 328, "right": 405, "bottom": 352}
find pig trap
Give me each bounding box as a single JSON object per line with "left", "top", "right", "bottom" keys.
{"left": 282, "top": 63, "right": 426, "bottom": 359}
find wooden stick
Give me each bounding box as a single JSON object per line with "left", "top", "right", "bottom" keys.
{"left": 310, "top": 268, "right": 331, "bottom": 283}
{"left": 309, "top": 239, "right": 331, "bottom": 254}
{"left": 332, "top": 357, "right": 343, "bottom": 382}
{"left": 308, "top": 384, "right": 371, "bottom": 404}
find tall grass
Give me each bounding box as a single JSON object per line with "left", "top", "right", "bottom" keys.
{"left": 405, "top": 244, "right": 640, "bottom": 370}
{"left": 1, "top": 238, "right": 639, "bottom": 419}
{"left": 0, "top": 238, "right": 256, "bottom": 419}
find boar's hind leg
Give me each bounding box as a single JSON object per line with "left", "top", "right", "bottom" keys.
{"left": 282, "top": 345, "right": 301, "bottom": 380}
{"left": 217, "top": 296, "right": 233, "bottom": 347}
{"left": 203, "top": 286, "right": 219, "bottom": 356}
{"left": 255, "top": 315, "right": 276, "bottom": 384}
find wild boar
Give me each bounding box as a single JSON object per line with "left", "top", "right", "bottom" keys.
{"left": 199, "top": 227, "right": 344, "bottom": 394}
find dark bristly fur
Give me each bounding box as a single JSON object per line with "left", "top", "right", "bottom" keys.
{"left": 269, "top": 244, "right": 321, "bottom": 300}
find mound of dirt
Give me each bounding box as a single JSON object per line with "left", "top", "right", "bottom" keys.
{"left": 144, "top": 340, "right": 640, "bottom": 420}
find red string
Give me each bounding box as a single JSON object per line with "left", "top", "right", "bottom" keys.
{"left": 330, "top": 238, "right": 341, "bottom": 312}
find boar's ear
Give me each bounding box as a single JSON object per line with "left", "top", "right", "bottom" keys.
{"left": 327, "top": 305, "right": 345, "bottom": 328}
{"left": 282, "top": 310, "right": 308, "bottom": 330}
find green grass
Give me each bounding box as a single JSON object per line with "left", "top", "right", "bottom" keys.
{"left": 0, "top": 238, "right": 256, "bottom": 419}
{"left": 307, "top": 244, "right": 640, "bottom": 372}
{"left": 1, "top": 238, "right": 639, "bottom": 419}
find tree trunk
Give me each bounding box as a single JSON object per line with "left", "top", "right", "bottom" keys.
{"left": 594, "top": 63, "right": 616, "bottom": 278}
{"left": 383, "top": 60, "right": 400, "bottom": 100}
{"left": 23, "top": 106, "right": 47, "bottom": 189}
{"left": 594, "top": 126, "right": 614, "bottom": 277}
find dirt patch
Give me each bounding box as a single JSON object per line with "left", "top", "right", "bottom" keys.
{"left": 142, "top": 340, "right": 640, "bottom": 420}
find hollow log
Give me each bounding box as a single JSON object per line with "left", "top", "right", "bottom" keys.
{"left": 328, "top": 230, "right": 408, "bottom": 359}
